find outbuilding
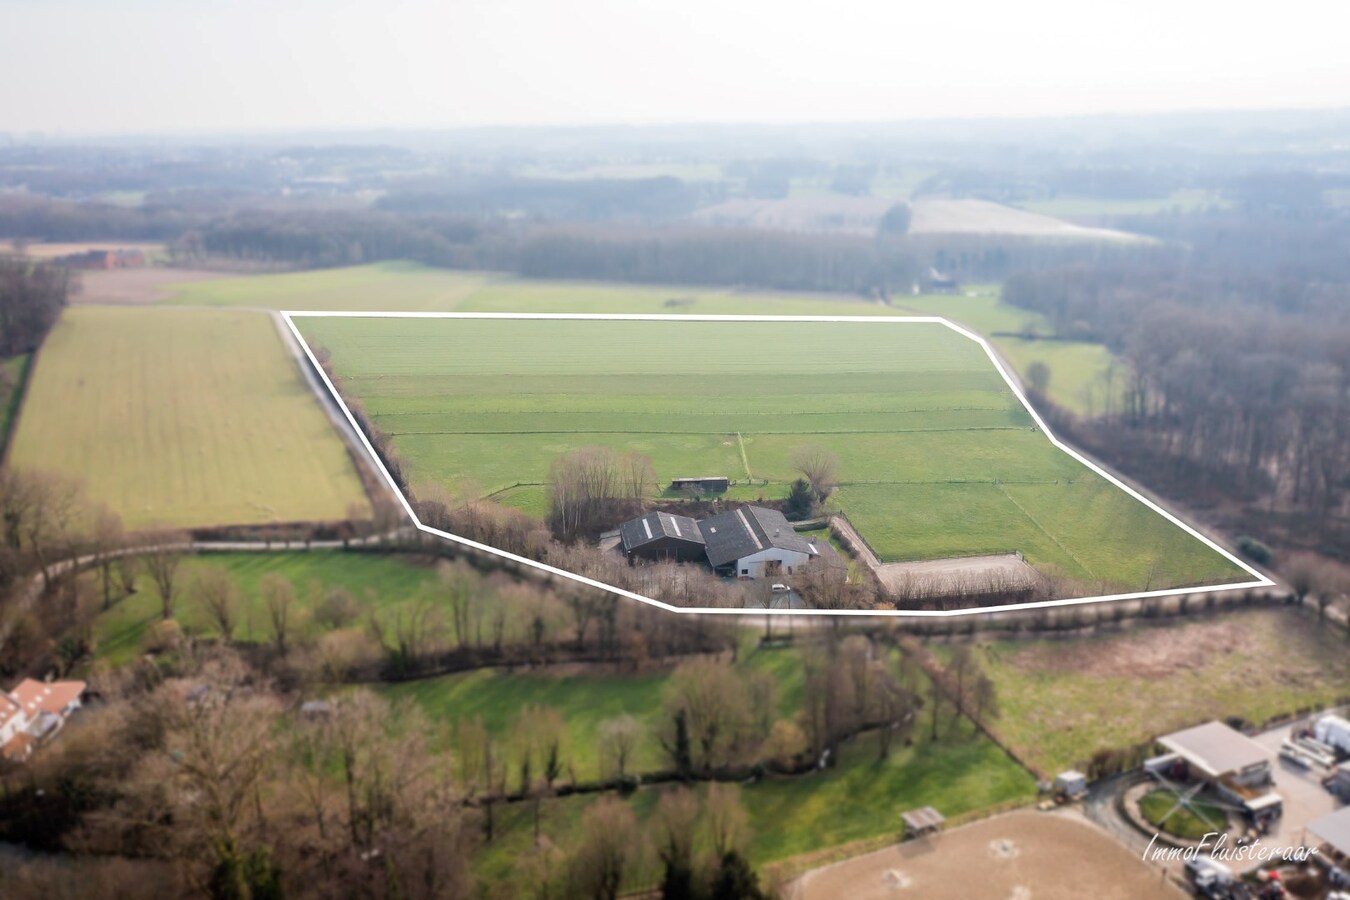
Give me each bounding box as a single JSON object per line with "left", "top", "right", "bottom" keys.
{"left": 669, "top": 476, "right": 730, "bottom": 494}
{"left": 1157, "top": 720, "right": 1281, "bottom": 823}
{"left": 619, "top": 511, "right": 708, "bottom": 563}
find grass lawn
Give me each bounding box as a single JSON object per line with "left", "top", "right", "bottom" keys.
{"left": 1139, "top": 789, "right": 1229, "bottom": 840}
{"left": 91, "top": 551, "right": 441, "bottom": 666}
{"left": 300, "top": 314, "right": 1248, "bottom": 595}
{"left": 472, "top": 717, "right": 1036, "bottom": 894}
{"left": 996, "top": 337, "right": 1125, "bottom": 417}
{"left": 384, "top": 643, "right": 812, "bottom": 784}
{"left": 974, "top": 608, "right": 1350, "bottom": 775}
{"left": 384, "top": 665, "right": 674, "bottom": 783}
{"left": 7, "top": 306, "right": 370, "bottom": 529}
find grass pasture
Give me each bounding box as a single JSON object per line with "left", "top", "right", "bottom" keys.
{"left": 166, "top": 261, "right": 1123, "bottom": 417}
{"left": 91, "top": 550, "right": 440, "bottom": 666}
{"left": 381, "top": 643, "right": 1035, "bottom": 891}
{"left": 974, "top": 608, "right": 1350, "bottom": 775}
{"left": 299, "top": 315, "right": 1249, "bottom": 595}
{"left": 7, "top": 306, "right": 370, "bottom": 529}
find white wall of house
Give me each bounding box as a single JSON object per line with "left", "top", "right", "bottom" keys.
{"left": 733, "top": 547, "right": 814, "bottom": 579}
{"left": 0, "top": 713, "right": 24, "bottom": 747}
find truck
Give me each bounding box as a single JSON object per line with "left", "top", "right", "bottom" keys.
{"left": 1314, "top": 715, "right": 1350, "bottom": 757}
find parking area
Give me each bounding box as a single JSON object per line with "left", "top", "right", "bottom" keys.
{"left": 1251, "top": 717, "right": 1345, "bottom": 856}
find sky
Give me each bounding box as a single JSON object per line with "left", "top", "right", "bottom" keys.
{"left": 1, "top": 0, "right": 1347, "bottom": 135}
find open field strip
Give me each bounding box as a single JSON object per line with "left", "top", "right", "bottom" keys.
{"left": 7, "top": 306, "right": 370, "bottom": 529}
{"left": 296, "top": 314, "right": 1255, "bottom": 597}
{"left": 164, "top": 262, "right": 1117, "bottom": 415}
{"left": 971, "top": 608, "right": 1350, "bottom": 775}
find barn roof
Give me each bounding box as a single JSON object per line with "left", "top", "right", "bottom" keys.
{"left": 699, "top": 506, "right": 817, "bottom": 567}
{"left": 620, "top": 511, "right": 705, "bottom": 553}
{"left": 1158, "top": 721, "right": 1269, "bottom": 779}
{"left": 1309, "top": 807, "right": 1350, "bottom": 857}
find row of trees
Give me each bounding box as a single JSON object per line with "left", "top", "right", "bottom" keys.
{"left": 0, "top": 257, "right": 74, "bottom": 357}
{"left": 1003, "top": 208, "right": 1350, "bottom": 558}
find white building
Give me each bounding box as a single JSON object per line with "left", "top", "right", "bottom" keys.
{"left": 699, "top": 505, "right": 819, "bottom": 579}
{"left": 0, "top": 678, "right": 86, "bottom": 761}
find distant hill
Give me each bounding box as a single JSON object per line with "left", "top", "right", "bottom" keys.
{"left": 686, "top": 195, "right": 1146, "bottom": 242}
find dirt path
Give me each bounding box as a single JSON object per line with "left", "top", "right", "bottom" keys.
{"left": 71, "top": 268, "right": 228, "bottom": 305}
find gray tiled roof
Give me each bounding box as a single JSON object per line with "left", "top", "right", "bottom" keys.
{"left": 620, "top": 511, "right": 705, "bottom": 553}
{"left": 699, "top": 506, "right": 817, "bottom": 568}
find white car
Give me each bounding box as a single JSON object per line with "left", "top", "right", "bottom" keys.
{"left": 770, "top": 583, "right": 790, "bottom": 593}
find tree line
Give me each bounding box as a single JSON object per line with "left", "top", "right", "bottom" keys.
{"left": 1004, "top": 208, "right": 1350, "bottom": 560}
{"left": 0, "top": 257, "right": 74, "bottom": 357}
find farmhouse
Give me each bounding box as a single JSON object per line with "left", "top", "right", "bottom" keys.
{"left": 699, "top": 505, "right": 819, "bottom": 578}
{"left": 0, "top": 678, "right": 87, "bottom": 761}
{"left": 616, "top": 504, "right": 821, "bottom": 579}
{"left": 1155, "top": 720, "right": 1282, "bottom": 823}
{"left": 620, "top": 510, "right": 707, "bottom": 563}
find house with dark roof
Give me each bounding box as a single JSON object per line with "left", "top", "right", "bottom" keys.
{"left": 620, "top": 511, "right": 707, "bottom": 563}
{"left": 615, "top": 505, "right": 821, "bottom": 578}
{"left": 698, "top": 505, "right": 819, "bottom": 579}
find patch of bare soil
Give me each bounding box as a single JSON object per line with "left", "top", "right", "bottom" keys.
{"left": 72, "top": 268, "right": 228, "bottom": 305}
{"left": 793, "top": 811, "right": 1182, "bottom": 900}
{"left": 1010, "top": 613, "right": 1288, "bottom": 680}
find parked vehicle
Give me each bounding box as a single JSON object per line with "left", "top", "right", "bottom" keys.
{"left": 1314, "top": 715, "right": 1350, "bottom": 758}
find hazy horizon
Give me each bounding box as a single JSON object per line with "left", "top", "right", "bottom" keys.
{"left": 3, "top": 0, "right": 1348, "bottom": 136}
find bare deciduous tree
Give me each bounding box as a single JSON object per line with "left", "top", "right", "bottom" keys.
{"left": 261, "top": 573, "right": 294, "bottom": 654}
{"left": 142, "top": 531, "right": 189, "bottom": 620}
{"left": 790, "top": 445, "right": 838, "bottom": 503}
{"left": 193, "top": 566, "right": 240, "bottom": 642}
{"left": 598, "top": 713, "right": 642, "bottom": 781}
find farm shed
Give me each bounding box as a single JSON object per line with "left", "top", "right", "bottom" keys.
{"left": 1306, "top": 807, "right": 1350, "bottom": 871}
{"left": 619, "top": 511, "right": 707, "bottom": 563}
{"left": 1158, "top": 720, "right": 1281, "bottom": 821}
{"left": 699, "top": 505, "right": 818, "bottom": 579}
{"left": 670, "top": 476, "right": 729, "bottom": 493}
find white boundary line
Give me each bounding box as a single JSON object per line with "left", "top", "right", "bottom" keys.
{"left": 281, "top": 311, "right": 1274, "bottom": 618}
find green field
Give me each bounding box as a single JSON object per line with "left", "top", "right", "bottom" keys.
{"left": 975, "top": 609, "right": 1350, "bottom": 775}
{"left": 91, "top": 550, "right": 443, "bottom": 666}
{"left": 163, "top": 262, "right": 1123, "bottom": 417}
{"left": 382, "top": 642, "right": 1036, "bottom": 890}
{"left": 298, "top": 315, "right": 1248, "bottom": 594}
{"left": 7, "top": 306, "right": 370, "bottom": 529}
{"left": 475, "top": 724, "right": 1035, "bottom": 891}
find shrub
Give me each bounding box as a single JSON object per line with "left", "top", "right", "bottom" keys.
{"left": 1236, "top": 536, "right": 1274, "bottom": 566}
{"left": 314, "top": 587, "right": 359, "bottom": 630}
{"left": 140, "top": 618, "right": 183, "bottom": 655}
